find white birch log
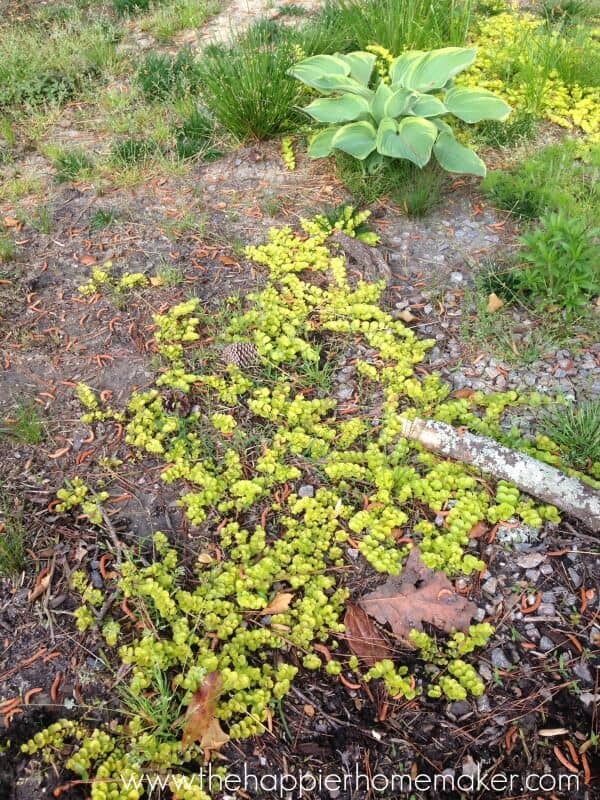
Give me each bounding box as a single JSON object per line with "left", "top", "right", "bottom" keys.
{"left": 399, "top": 417, "right": 600, "bottom": 534}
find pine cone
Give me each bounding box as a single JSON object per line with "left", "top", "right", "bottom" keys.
{"left": 221, "top": 342, "right": 259, "bottom": 369}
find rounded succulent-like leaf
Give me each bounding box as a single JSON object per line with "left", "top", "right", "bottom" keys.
{"left": 444, "top": 87, "right": 512, "bottom": 123}
{"left": 433, "top": 130, "right": 486, "bottom": 176}
{"left": 332, "top": 120, "right": 377, "bottom": 160}
{"left": 338, "top": 51, "right": 377, "bottom": 86}
{"left": 288, "top": 54, "right": 350, "bottom": 89}
{"left": 303, "top": 94, "right": 371, "bottom": 124}
{"left": 391, "top": 47, "right": 477, "bottom": 92}
{"left": 376, "top": 116, "right": 438, "bottom": 167}
{"left": 307, "top": 127, "right": 338, "bottom": 158}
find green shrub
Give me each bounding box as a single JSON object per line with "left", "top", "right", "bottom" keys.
{"left": 52, "top": 148, "right": 94, "bottom": 182}
{"left": 515, "top": 211, "right": 600, "bottom": 314}
{"left": 290, "top": 48, "right": 511, "bottom": 176}
{"left": 541, "top": 400, "right": 600, "bottom": 471}
{"left": 195, "top": 24, "right": 303, "bottom": 140}
{"left": 135, "top": 48, "right": 202, "bottom": 100}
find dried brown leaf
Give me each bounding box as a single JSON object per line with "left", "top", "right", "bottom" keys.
{"left": 359, "top": 548, "right": 477, "bottom": 643}
{"left": 487, "top": 292, "right": 504, "bottom": 312}
{"left": 181, "top": 671, "right": 222, "bottom": 750}
{"left": 261, "top": 592, "right": 293, "bottom": 616}
{"left": 343, "top": 603, "right": 392, "bottom": 666}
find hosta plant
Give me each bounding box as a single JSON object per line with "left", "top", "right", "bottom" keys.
{"left": 289, "top": 47, "right": 511, "bottom": 176}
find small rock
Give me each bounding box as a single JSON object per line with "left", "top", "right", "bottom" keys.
{"left": 579, "top": 692, "right": 600, "bottom": 709}
{"left": 525, "top": 624, "right": 540, "bottom": 641}
{"left": 537, "top": 603, "right": 556, "bottom": 617}
{"left": 476, "top": 694, "right": 491, "bottom": 713}
{"left": 525, "top": 569, "right": 540, "bottom": 583}
{"left": 298, "top": 484, "right": 314, "bottom": 498}
{"left": 573, "top": 661, "right": 593, "bottom": 684}
{"left": 474, "top": 607, "right": 487, "bottom": 622}
{"left": 448, "top": 700, "right": 472, "bottom": 719}
{"left": 490, "top": 648, "right": 512, "bottom": 669}
{"left": 481, "top": 577, "right": 498, "bottom": 596}
{"left": 90, "top": 570, "right": 104, "bottom": 589}
{"left": 568, "top": 567, "right": 582, "bottom": 588}
{"left": 516, "top": 552, "right": 545, "bottom": 569}
{"left": 538, "top": 636, "right": 554, "bottom": 653}
{"left": 540, "top": 563, "right": 553, "bottom": 576}
{"left": 450, "top": 271, "right": 464, "bottom": 284}
{"left": 335, "top": 385, "right": 354, "bottom": 401}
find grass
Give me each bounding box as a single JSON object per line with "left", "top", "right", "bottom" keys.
{"left": 0, "top": 492, "right": 26, "bottom": 577}
{"left": 0, "top": 18, "right": 120, "bottom": 110}
{"left": 472, "top": 111, "right": 538, "bottom": 148}
{"left": 51, "top": 147, "right": 94, "bottom": 182}
{"left": 0, "top": 402, "right": 45, "bottom": 444}
{"left": 308, "top": 0, "right": 473, "bottom": 54}
{"left": 111, "top": 137, "right": 161, "bottom": 165}
{"left": 140, "top": 0, "right": 220, "bottom": 39}
{"left": 541, "top": 400, "right": 600, "bottom": 470}
{"left": 90, "top": 208, "right": 121, "bottom": 230}
{"left": 174, "top": 104, "right": 220, "bottom": 161}
{"left": 135, "top": 48, "right": 202, "bottom": 100}
{"left": 335, "top": 154, "right": 447, "bottom": 214}
{"left": 0, "top": 236, "right": 16, "bottom": 262}
{"left": 482, "top": 140, "right": 600, "bottom": 222}
{"left": 195, "top": 23, "right": 303, "bottom": 141}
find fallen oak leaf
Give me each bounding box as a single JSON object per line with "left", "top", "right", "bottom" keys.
{"left": 181, "top": 671, "right": 222, "bottom": 750}
{"left": 260, "top": 592, "right": 293, "bottom": 616}
{"left": 343, "top": 603, "right": 392, "bottom": 666}
{"left": 359, "top": 548, "right": 477, "bottom": 643}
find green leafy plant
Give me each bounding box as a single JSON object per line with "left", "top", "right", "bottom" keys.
{"left": 90, "top": 208, "right": 121, "bottom": 230}
{"left": 541, "top": 400, "right": 600, "bottom": 471}
{"left": 111, "top": 137, "right": 160, "bottom": 165}
{"left": 195, "top": 24, "right": 303, "bottom": 140}
{"left": 515, "top": 211, "right": 600, "bottom": 314}
{"left": 0, "top": 402, "right": 45, "bottom": 444}
{"left": 289, "top": 47, "right": 511, "bottom": 176}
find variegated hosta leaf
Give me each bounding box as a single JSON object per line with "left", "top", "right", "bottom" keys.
{"left": 409, "top": 92, "right": 447, "bottom": 118}
{"left": 370, "top": 82, "right": 394, "bottom": 124}
{"left": 307, "top": 127, "right": 338, "bottom": 158}
{"left": 287, "top": 54, "right": 350, "bottom": 88}
{"left": 332, "top": 120, "right": 377, "bottom": 160}
{"left": 338, "top": 51, "right": 377, "bottom": 86}
{"left": 444, "top": 87, "right": 512, "bottom": 123}
{"left": 303, "top": 93, "right": 371, "bottom": 124}
{"left": 384, "top": 87, "right": 415, "bottom": 118}
{"left": 390, "top": 47, "right": 477, "bottom": 92}
{"left": 376, "top": 116, "right": 438, "bottom": 168}
{"left": 433, "top": 130, "right": 486, "bottom": 176}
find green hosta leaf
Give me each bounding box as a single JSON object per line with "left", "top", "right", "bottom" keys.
{"left": 303, "top": 94, "right": 371, "bottom": 124}
{"left": 332, "top": 120, "right": 377, "bottom": 160}
{"left": 371, "top": 82, "right": 393, "bottom": 124}
{"left": 409, "top": 92, "right": 447, "bottom": 118}
{"left": 376, "top": 116, "right": 438, "bottom": 167}
{"left": 392, "top": 47, "right": 477, "bottom": 92}
{"left": 384, "top": 87, "right": 415, "bottom": 118}
{"left": 307, "top": 127, "right": 337, "bottom": 158}
{"left": 339, "top": 51, "right": 377, "bottom": 86}
{"left": 444, "top": 87, "right": 512, "bottom": 123}
{"left": 389, "top": 51, "right": 424, "bottom": 86}
{"left": 433, "top": 131, "right": 486, "bottom": 176}
{"left": 288, "top": 54, "right": 350, "bottom": 88}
